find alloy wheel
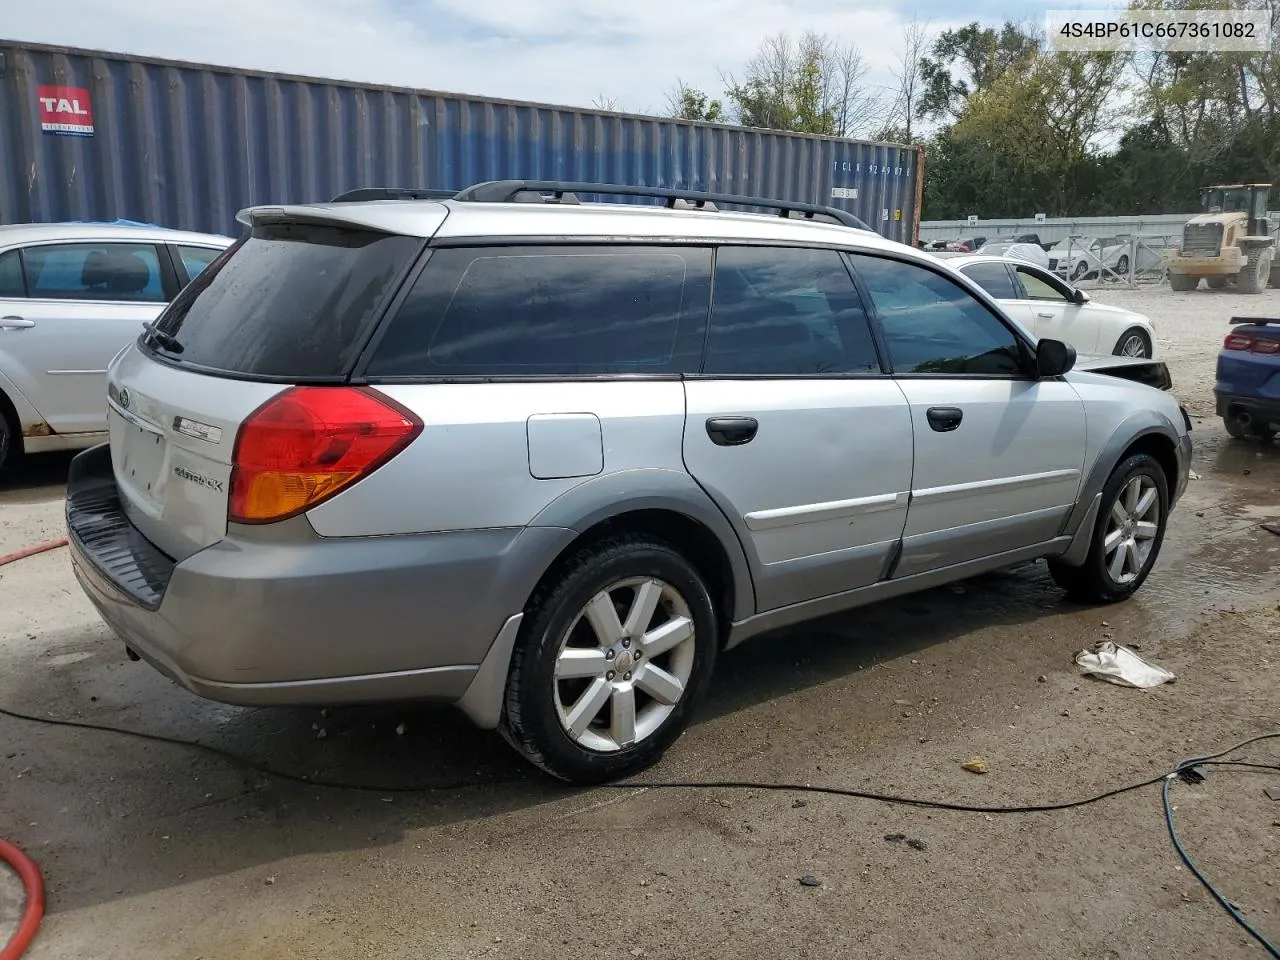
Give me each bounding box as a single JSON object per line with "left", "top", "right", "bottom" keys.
{"left": 1103, "top": 475, "right": 1161, "bottom": 584}
{"left": 553, "top": 577, "right": 697, "bottom": 752}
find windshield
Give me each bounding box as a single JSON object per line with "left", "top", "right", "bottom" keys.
{"left": 1203, "top": 187, "right": 1253, "bottom": 213}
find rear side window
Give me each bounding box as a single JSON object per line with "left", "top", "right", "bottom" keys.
{"left": 0, "top": 250, "right": 24, "bottom": 298}
{"left": 154, "top": 223, "right": 422, "bottom": 378}
{"left": 365, "top": 245, "right": 711, "bottom": 377}
{"left": 23, "top": 242, "right": 166, "bottom": 303}
{"left": 704, "top": 246, "right": 881, "bottom": 375}
{"left": 176, "top": 245, "right": 223, "bottom": 282}
{"left": 958, "top": 261, "right": 1018, "bottom": 300}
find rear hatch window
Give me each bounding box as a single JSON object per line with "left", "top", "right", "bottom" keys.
{"left": 148, "top": 222, "right": 422, "bottom": 378}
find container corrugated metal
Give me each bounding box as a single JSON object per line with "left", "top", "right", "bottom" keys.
{"left": 0, "top": 40, "right": 922, "bottom": 243}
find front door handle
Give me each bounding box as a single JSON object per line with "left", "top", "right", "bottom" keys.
{"left": 926, "top": 407, "right": 963, "bottom": 432}
{"left": 0, "top": 315, "right": 34, "bottom": 330}
{"left": 706, "top": 416, "right": 758, "bottom": 446}
{"left": 1036, "top": 312, "right": 1055, "bottom": 319}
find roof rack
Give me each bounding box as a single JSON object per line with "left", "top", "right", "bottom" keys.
{"left": 451, "top": 180, "right": 873, "bottom": 231}
{"left": 331, "top": 187, "right": 458, "bottom": 203}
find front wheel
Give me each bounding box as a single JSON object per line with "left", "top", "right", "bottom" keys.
{"left": 1048, "top": 452, "right": 1170, "bottom": 603}
{"left": 0, "top": 413, "right": 13, "bottom": 473}
{"left": 1114, "top": 327, "right": 1152, "bottom": 358}
{"left": 500, "top": 534, "right": 718, "bottom": 783}
{"left": 1114, "top": 255, "right": 1130, "bottom": 277}
{"left": 1168, "top": 272, "right": 1198, "bottom": 291}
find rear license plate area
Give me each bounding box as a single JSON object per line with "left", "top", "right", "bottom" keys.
{"left": 119, "top": 418, "right": 167, "bottom": 498}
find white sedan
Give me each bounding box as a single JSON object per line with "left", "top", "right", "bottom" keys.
{"left": 0, "top": 221, "right": 234, "bottom": 469}
{"left": 947, "top": 254, "right": 1157, "bottom": 359}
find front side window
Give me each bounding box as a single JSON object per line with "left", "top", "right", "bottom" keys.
{"left": 703, "top": 245, "right": 881, "bottom": 375}
{"left": 850, "top": 253, "right": 1026, "bottom": 376}
{"left": 0, "top": 250, "right": 24, "bottom": 298}
{"left": 22, "top": 243, "right": 166, "bottom": 303}
{"left": 1016, "top": 267, "right": 1070, "bottom": 302}
{"left": 366, "top": 245, "right": 711, "bottom": 377}
{"left": 958, "top": 261, "right": 1018, "bottom": 300}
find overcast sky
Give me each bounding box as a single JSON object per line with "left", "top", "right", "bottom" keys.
{"left": 4, "top": 0, "right": 1124, "bottom": 121}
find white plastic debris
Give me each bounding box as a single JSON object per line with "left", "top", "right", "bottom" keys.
{"left": 1074, "top": 641, "right": 1175, "bottom": 688}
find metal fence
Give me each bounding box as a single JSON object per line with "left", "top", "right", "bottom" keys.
{"left": 920, "top": 214, "right": 1195, "bottom": 247}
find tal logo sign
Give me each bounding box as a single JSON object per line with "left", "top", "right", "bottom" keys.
{"left": 37, "top": 85, "right": 95, "bottom": 137}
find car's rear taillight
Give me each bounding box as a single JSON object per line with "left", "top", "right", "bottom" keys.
{"left": 230, "top": 387, "right": 422, "bottom": 524}
{"left": 1224, "top": 332, "right": 1280, "bottom": 354}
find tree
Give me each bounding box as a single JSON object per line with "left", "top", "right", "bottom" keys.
{"left": 664, "top": 80, "right": 726, "bottom": 123}
{"left": 591, "top": 94, "right": 620, "bottom": 112}
{"left": 874, "top": 18, "right": 931, "bottom": 143}
{"left": 721, "top": 31, "right": 884, "bottom": 136}
{"left": 954, "top": 50, "right": 1129, "bottom": 213}
{"left": 918, "top": 21, "right": 1041, "bottom": 122}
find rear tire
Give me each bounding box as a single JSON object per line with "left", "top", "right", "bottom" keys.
{"left": 500, "top": 534, "right": 718, "bottom": 784}
{"left": 1168, "top": 272, "right": 1198, "bottom": 291}
{"left": 1113, "top": 328, "right": 1152, "bottom": 358}
{"left": 1048, "top": 453, "right": 1169, "bottom": 603}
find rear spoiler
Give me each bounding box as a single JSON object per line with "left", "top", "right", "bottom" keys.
{"left": 1229, "top": 316, "right": 1280, "bottom": 326}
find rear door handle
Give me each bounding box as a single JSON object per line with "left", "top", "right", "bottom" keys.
{"left": 706, "top": 416, "right": 758, "bottom": 446}
{"left": 926, "top": 407, "right": 963, "bottom": 432}
{"left": 0, "top": 315, "right": 34, "bottom": 330}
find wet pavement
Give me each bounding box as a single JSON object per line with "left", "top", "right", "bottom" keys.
{"left": 1, "top": 425, "right": 1278, "bottom": 959}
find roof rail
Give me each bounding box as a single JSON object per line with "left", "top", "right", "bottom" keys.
{"left": 451, "top": 180, "right": 873, "bottom": 231}
{"left": 331, "top": 187, "right": 458, "bottom": 203}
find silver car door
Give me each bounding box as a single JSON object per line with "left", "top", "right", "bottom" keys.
{"left": 849, "top": 252, "right": 1087, "bottom": 578}
{"left": 682, "top": 245, "right": 913, "bottom": 612}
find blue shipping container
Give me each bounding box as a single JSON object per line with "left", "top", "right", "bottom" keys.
{"left": 0, "top": 39, "right": 923, "bottom": 243}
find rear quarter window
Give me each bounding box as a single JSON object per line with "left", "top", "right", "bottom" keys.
{"left": 153, "top": 223, "right": 422, "bottom": 378}
{"left": 364, "top": 245, "right": 712, "bottom": 377}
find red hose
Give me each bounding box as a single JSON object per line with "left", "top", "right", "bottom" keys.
{"left": 0, "top": 538, "right": 55, "bottom": 956}
{"left": 0, "top": 839, "right": 44, "bottom": 960}
{"left": 0, "top": 537, "right": 68, "bottom": 568}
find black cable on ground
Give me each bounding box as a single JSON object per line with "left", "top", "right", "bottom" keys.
{"left": 1, "top": 705, "right": 1276, "bottom": 952}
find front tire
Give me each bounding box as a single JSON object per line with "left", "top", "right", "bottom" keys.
{"left": 1206, "top": 276, "right": 1228, "bottom": 290}
{"left": 1048, "top": 453, "right": 1170, "bottom": 603}
{"left": 1168, "top": 272, "right": 1199, "bottom": 291}
{"left": 1237, "top": 247, "right": 1272, "bottom": 294}
{"left": 500, "top": 534, "right": 718, "bottom": 783}
{"left": 1113, "top": 328, "right": 1152, "bottom": 358}
{"left": 0, "top": 413, "right": 13, "bottom": 473}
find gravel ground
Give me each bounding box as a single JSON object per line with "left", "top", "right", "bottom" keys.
{"left": 1, "top": 283, "right": 1278, "bottom": 960}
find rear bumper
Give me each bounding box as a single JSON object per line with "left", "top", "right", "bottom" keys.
{"left": 1215, "top": 392, "right": 1280, "bottom": 427}
{"left": 66, "top": 443, "right": 572, "bottom": 711}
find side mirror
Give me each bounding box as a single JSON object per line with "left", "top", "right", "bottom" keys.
{"left": 1073, "top": 288, "right": 1088, "bottom": 305}
{"left": 1036, "top": 338, "right": 1076, "bottom": 378}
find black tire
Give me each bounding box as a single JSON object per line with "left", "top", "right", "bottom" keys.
{"left": 1114, "top": 255, "right": 1129, "bottom": 278}
{"left": 1206, "top": 276, "right": 1228, "bottom": 290}
{"left": 500, "top": 534, "right": 719, "bottom": 783}
{"left": 1113, "top": 327, "right": 1152, "bottom": 358}
{"left": 1237, "top": 247, "right": 1271, "bottom": 294}
{"left": 1048, "top": 452, "right": 1170, "bottom": 603}
{"left": 0, "top": 410, "right": 13, "bottom": 473}
{"left": 1071, "top": 261, "right": 1089, "bottom": 281}
{"left": 1168, "top": 272, "right": 1198, "bottom": 291}
{"left": 1224, "top": 412, "right": 1252, "bottom": 439}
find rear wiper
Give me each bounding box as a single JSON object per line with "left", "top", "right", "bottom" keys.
{"left": 142, "top": 320, "right": 184, "bottom": 354}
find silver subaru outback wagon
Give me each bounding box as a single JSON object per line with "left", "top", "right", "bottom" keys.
{"left": 65, "top": 181, "right": 1192, "bottom": 783}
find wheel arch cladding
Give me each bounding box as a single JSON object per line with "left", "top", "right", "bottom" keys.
{"left": 529, "top": 470, "right": 757, "bottom": 630}
{"left": 1121, "top": 431, "right": 1180, "bottom": 496}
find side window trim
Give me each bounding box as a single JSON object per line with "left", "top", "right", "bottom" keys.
{"left": 845, "top": 250, "right": 1037, "bottom": 380}
{"left": 17, "top": 239, "right": 171, "bottom": 305}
